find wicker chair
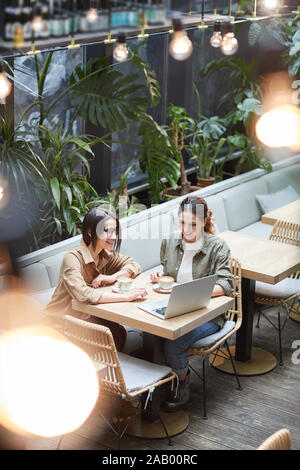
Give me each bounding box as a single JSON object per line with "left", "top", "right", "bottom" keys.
{"left": 186, "top": 258, "right": 243, "bottom": 420}
{"left": 257, "top": 428, "right": 292, "bottom": 450}
{"left": 58, "top": 314, "right": 176, "bottom": 449}
{"left": 255, "top": 220, "right": 300, "bottom": 366}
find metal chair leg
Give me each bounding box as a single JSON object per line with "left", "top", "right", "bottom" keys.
{"left": 157, "top": 412, "right": 174, "bottom": 446}
{"left": 202, "top": 357, "right": 208, "bottom": 420}
{"left": 278, "top": 311, "right": 283, "bottom": 366}
{"left": 225, "top": 341, "right": 243, "bottom": 391}
{"left": 256, "top": 306, "right": 261, "bottom": 328}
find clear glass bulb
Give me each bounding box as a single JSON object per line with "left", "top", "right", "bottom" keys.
{"left": 31, "top": 15, "right": 44, "bottom": 32}
{"left": 86, "top": 7, "right": 98, "bottom": 22}
{"left": 113, "top": 42, "right": 129, "bottom": 62}
{"left": 220, "top": 32, "right": 238, "bottom": 56}
{"left": 210, "top": 31, "right": 222, "bottom": 48}
{"left": 169, "top": 30, "right": 193, "bottom": 61}
{"left": 0, "top": 73, "right": 12, "bottom": 100}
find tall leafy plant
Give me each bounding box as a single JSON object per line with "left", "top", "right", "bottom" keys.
{"left": 201, "top": 57, "right": 271, "bottom": 174}
{"left": 4, "top": 50, "right": 163, "bottom": 252}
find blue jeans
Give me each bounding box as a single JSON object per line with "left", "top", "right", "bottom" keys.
{"left": 164, "top": 321, "right": 220, "bottom": 375}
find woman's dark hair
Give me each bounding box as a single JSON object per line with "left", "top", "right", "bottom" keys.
{"left": 178, "top": 196, "right": 215, "bottom": 234}
{"left": 82, "top": 207, "right": 121, "bottom": 251}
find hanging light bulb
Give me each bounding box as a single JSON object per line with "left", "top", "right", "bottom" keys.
{"left": 0, "top": 64, "right": 12, "bottom": 100}
{"left": 210, "top": 20, "right": 222, "bottom": 48}
{"left": 169, "top": 18, "right": 193, "bottom": 61}
{"left": 220, "top": 21, "right": 238, "bottom": 56}
{"left": 256, "top": 105, "right": 300, "bottom": 148}
{"left": 264, "top": 0, "right": 278, "bottom": 8}
{"left": 0, "top": 325, "right": 99, "bottom": 438}
{"left": 31, "top": 3, "right": 44, "bottom": 33}
{"left": 113, "top": 34, "right": 129, "bottom": 62}
{"left": 0, "top": 186, "right": 3, "bottom": 201}
{"left": 86, "top": 1, "right": 98, "bottom": 23}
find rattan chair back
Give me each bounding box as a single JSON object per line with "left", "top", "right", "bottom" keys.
{"left": 63, "top": 315, "right": 128, "bottom": 398}
{"left": 257, "top": 428, "right": 292, "bottom": 450}
{"left": 269, "top": 220, "right": 300, "bottom": 246}
{"left": 187, "top": 257, "right": 242, "bottom": 355}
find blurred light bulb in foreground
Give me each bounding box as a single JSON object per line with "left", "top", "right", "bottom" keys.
{"left": 0, "top": 72, "right": 12, "bottom": 100}
{"left": 86, "top": 7, "right": 98, "bottom": 22}
{"left": 264, "top": 0, "right": 278, "bottom": 8}
{"left": 221, "top": 32, "right": 238, "bottom": 55}
{"left": 210, "top": 20, "right": 222, "bottom": 48}
{"left": 0, "top": 326, "right": 99, "bottom": 437}
{"left": 0, "top": 186, "right": 3, "bottom": 201}
{"left": 113, "top": 34, "right": 129, "bottom": 62}
{"left": 169, "top": 18, "right": 193, "bottom": 61}
{"left": 256, "top": 105, "right": 300, "bottom": 148}
{"left": 31, "top": 15, "right": 44, "bottom": 32}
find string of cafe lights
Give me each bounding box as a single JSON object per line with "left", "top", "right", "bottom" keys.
{"left": 0, "top": 0, "right": 298, "bottom": 100}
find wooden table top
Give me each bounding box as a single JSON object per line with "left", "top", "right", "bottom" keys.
{"left": 219, "top": 231, "right": 300, "bottom": 284}
{"left": 261, "top": 199, "right": 300, "bottom": 226}
{"left": 72, "top": 273, "right": 233, "bottom": 341}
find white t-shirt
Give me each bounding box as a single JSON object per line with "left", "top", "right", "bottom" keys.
{"left": 177, "top": 237, "right": 204, "bottom": 284}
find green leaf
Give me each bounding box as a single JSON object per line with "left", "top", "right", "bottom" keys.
{"left": 61, "top": 183, "right": 73, "bottom": 205}
{"left": 50, "top": 177, "right": 61, "bottom": 209}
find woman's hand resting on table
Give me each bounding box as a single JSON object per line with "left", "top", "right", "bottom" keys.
{"left": 91, "top": 274, "right": 117, "bottom": 288}
{"left": 150, "top": 269, "right": 163, "bottom": 283}
{"left": 125, "top": 288, "right": 148, "bottom": 301}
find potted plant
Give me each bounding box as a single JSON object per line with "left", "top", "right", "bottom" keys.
{"left": 186, "top": 114, "right": 228, "bottom": 187}
{"left": 164, "top": 104, "right": 199, "bottom": 198}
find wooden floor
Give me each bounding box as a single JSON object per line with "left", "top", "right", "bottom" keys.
{"left": 26, "top": 308, "right": 300, "bottom": 451}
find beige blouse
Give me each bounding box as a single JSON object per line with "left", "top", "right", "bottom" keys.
{"left": 44, "top": 238, "right": 141, "bottom": 326}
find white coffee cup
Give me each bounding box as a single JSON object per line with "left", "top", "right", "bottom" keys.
{"left": 115, "top": 277, "right": 133, "bottom": 292}
{"left": 158, "top": 276, "right": 174, "bottom": 291}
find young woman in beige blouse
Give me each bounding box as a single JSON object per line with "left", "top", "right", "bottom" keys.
{"left": 45, "top": 207, "right": 147, "bottom": 351}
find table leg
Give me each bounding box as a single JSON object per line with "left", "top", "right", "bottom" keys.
{"left": 235, "top": 279, "right": 256, "bottom": 362}
{"left": 126, "top": 333, "right": 189, "bottom": 439}
{"left": 211, "top": 278, "right": 277, "bottom": 376}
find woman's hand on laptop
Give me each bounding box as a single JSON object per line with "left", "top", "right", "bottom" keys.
{"left": 150, "top": 270, "right": 163, "bottom": 283}
{"left": 125, "top": 288, "right": 148, "bottom": 301}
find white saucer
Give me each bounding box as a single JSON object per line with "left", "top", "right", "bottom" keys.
{"left": 153, "top": 283, "right": 175, "bottom": 294}
{"left": 112, "top": 284, "right": 134, "bottom": 294}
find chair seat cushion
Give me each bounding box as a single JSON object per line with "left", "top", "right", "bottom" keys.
{"left": 189, "top": 320, "right": 236, "bottom": 349}
{"left": 118, "top": 352, "right": 172, "bottom": 393}
{"left": 255, "top": 278, "right": 300, "bottom": 299}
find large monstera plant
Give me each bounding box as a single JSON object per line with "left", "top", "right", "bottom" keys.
{"left": 3, "top": 50, "right": 172, "bottom": 254}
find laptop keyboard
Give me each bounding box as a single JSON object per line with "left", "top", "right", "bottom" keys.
{"left": 154, "top": 306, "right": 167, "bottom": 316}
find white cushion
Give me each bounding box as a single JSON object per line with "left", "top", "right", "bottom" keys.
{"left": 255, "top": 278, "right": 300, "bottom": 299}
{"left": 118, "top": 352, "right": 172, "bottom": 393}
{"left": 205, "top": 195, "right": 229, "bottom": 232}
{"left": 221, "top": 178, "right": 268, "bottom": 231}
{"left": 189, "top": 320, "right": 235, "bottom": 349}
{"left": 256, "top": 185, "right": 299, "bottom": 214}
{"left": 20, "top": 263, "right": 51, "bottom": 292}
{"left": 238, "top": 221, "right": 273, "bottom": 239}
{"left": 31, "top": 287, "right": 56, "bottom": 306}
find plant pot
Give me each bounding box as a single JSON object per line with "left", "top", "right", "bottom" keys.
{"left": 164, "top": 185, "right": 200, "bottom": 200}
{"left": 197, "top": 176, "right": 215, "bottom": 188}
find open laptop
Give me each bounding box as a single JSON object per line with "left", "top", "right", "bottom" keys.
{"left": 138, "top": 274, "right": 217, "bottom": 320}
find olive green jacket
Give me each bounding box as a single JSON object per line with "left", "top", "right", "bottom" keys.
{"left": 160, "top": 232, "right": 233, "bottom": 328}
